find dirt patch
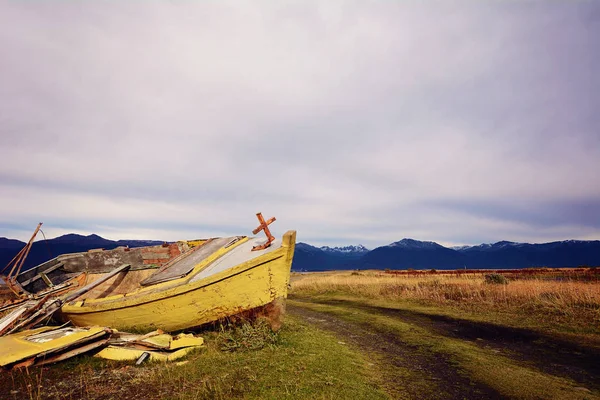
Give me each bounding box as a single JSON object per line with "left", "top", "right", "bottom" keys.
{"left": 293, "top": 296, "right": 600, "bottom": 392}
{"left": 288, "top": 304, "right": 503, "bottom": 400}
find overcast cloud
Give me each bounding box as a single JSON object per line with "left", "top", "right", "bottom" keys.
{"left": 1, "top": 1, "right": 598, "bottom": 247}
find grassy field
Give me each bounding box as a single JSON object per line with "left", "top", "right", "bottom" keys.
{"left": 288, "top": 269, "right": 600, "bottom": 399}
{"left": 291, "top": 269, "right": 600, "bottom": 335}
{"left": 0, "top": 316, "right": 387, "bottom": 400}
{"left": 2, "top": 269, "right": 599, "bottom": 399}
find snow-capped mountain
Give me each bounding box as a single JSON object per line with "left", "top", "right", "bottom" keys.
{"left": 452, "top": 240, "right": 596, "bottom": 252}
{"left": 293, "top": 238, "right": 600, "bottom": 271}
{"left": 451, "top": 245, "right": 472, "bottom": 251}
{"left": 363, "top": 238, "right": 464, "bottom": 269}
{"left": 458, "top": 241, "right": 527, "bottom": 251}
{"left": 320, "top": 245, "right": 369, "bottom": 254}
{"left": 292, "top": 243, "right": 370, "bottom": 271}
{"left": 387, "top": 238, "right": 444, "bottom": 249}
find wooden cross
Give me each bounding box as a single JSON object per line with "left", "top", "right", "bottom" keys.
{"left": 252, "top": 212, "right": 276, "bottom": 251}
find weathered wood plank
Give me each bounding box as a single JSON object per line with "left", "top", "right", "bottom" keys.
{"left": 20, "top": 262, "right": 64, "bottom": 287}
{"left": 40, "top": 272, "right": 54, "bottom": 288}
{"left": 65, "top": 264, "right": 131, "bottom": 303}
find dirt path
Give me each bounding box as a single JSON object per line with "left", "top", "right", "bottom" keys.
{"left": 288, "top": 303, "right": 503, "bottom": 400}
{"left": 291, "top": 297, "right": 600, "bottom": 393}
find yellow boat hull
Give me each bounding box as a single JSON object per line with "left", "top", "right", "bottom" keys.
{"left": 58, "top": 231, "right": 296, "bottom": 332}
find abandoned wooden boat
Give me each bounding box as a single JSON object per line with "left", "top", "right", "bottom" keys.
{"left": 4, "top": 220, "right": 296, "bottom": 332}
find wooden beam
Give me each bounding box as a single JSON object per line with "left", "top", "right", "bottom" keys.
{"left": 40, "top": 273, "right": 54, "bottom": 288}
{"left": 64, "top": 264, "right": 131, "bottom": 303}
{"left": 20, "top": 262, "right": 64, "bottom": 287}
{"left": 6, "top": 264, "right": 131, "bottom": 334}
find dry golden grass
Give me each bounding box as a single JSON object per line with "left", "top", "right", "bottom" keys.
{"left": 291, "top": 271, "right": 600, "bottom": 331}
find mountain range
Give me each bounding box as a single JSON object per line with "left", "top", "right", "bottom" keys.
{"left": 292, "top": 238, "right": 600, "bottom": 271}
{"left": 0, "top": 234, "right": 163, "bottom": 273}
{"left": 0, "top": 234, "right": 599, "bottom": 274}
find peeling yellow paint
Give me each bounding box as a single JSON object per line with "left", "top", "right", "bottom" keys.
{"left": 185, "top": 240, "right": 208, "bottom": 248}
{"left": 94, "top": 345, "right": 198, "bottom": 362}
{"left": 138, "top": 334, "right": 172, "bottom": 349}
{"left": 0, "top": 326, "right": 109, "bottom": 367}
{"left": 170, "top": 333, "right": 204, "bottom": 350}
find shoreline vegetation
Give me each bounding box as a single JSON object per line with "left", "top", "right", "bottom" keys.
{"left": 290, "top": 268, "right": 600, "bottom": 337}
{"left": 2, "top": 268, "right": 598, "bottom": 399}
{"left": 0, "top": 316, "right": 387, "bottom": 400}
{"left": 287, "top": 269, "right": 600, "bottom": 399}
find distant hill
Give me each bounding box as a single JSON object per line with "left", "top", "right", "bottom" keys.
{"left": 457, "top": 240, "right": 600, "bottom": 269}
{"left": 0, "top": 234, "right": 164, "bottom": 273}
{"left": 2, "top": 233, "right": 599, "bottom": 274}
{"left": 291, "top": 238, "right": 600, "bottom": 271}
{"left": 359, "top": 239, "right": 465, "bottom": 270}
{"left": 292, "top": 243, "right": 370, "bottom": 271}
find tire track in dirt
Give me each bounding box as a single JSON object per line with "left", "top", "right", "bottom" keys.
{"left": 295, "top": 297, "right": 600, "bottom": 392}
{"left": 288, "top": 303, "right": 503, "bottom": 400}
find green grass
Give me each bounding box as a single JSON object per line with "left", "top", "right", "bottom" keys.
{"left": 292, "top": 291, "right": 600, "bottom": 346}
{"left": 153, "top": 317, "right": 387, "bottom": 400}
{"left": 6, "top": 281, "right": 599, "bottom": 400}
{"left": 289, "top": 298, "right": 599, "bottom": 400}
{"left": 3, "top": 316, "right": 388, "bottom": 400}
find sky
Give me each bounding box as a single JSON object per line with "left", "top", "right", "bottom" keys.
{"left": 1, "top": 1, "right": 599, "bottom": 248}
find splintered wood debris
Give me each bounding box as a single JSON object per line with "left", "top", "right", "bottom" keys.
{"left": 94, "top": 331, "right": 205, "bottom": 363}
{"left": 0, "top": 326, "right": 205, "bottom": 370}
{"left": 0, "top": 264, "right": 204, "bottom": 370}
{"left": 0, "top": 264, "right": 132, "bottom": 337}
